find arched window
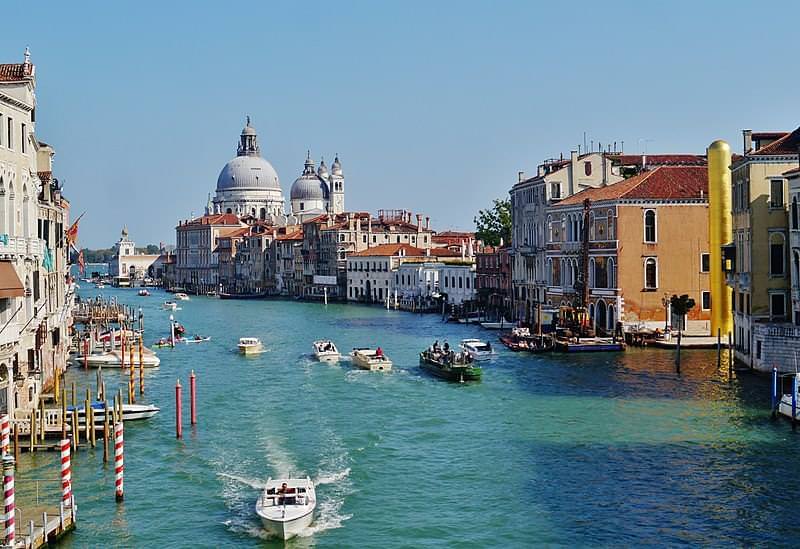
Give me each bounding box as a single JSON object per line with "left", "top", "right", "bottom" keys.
{"left": 608, "top": 258, "right": 616, "bottom": 289}
{"left": 607, "top": 209, "right": 615, "bottom": 240}
{"left": 608, "top": 305, "right": 615, "bottom": 331}
{"left": 589, "top": 212, "right": 595, "bottom": 241}
{"left": 644, "top": 257, "right": 658, "bottom": 289}
{"left": 589, "top": 257, "right": 595, "bottom": 288}
{"left": 22, "top": 184, "right": 30, "bottom": 238}
{"left": 644, "top": 210, "right": 657, "bottom": 243}
{"left": 0, "top": 177, "right": 5, "bottom": 234}
{"left": 769, "top": 232, "right": 786, "bottom": 276}
{"left": 546, "top": 216, "right": 553, "bottom": 243}
{"left": 226, "top": 208, "right": 232, "bottom": 214}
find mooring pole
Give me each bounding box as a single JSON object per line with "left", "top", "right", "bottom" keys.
{"left": 190, "top": 370, "right": 197, "bottom": 426}
{"left": 176, "top": 380, "right": 183, "bottom": 439}
{"left": 114, "top": 421, "right": 124, "bottom": 502}
{"left": 716, "top": 328, "right": 721, "bottom": 370}
{"left": 772, "top": 367, "right": 778, "bottom": 419}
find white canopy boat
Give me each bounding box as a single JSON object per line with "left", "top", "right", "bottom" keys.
{"left": 351, "top": 348, "right": 392, "bottom": 371}
{"left": 312, "top": 340, "right": 340, "bottom": 361}
{"left": 255, "top": 477, "right": 316, "bottom": 540}
{"left": 162, "top": 301, "right": 178, "bottom": 310}
{"left": 174, "top": 292, "right": 190, "bottom": 301}
{"left": 77, "top": 349, "right": 161, "bottom": 368}
{"left": 480, "top": 318, "right": 513, "bottom": 330}
{"left": 238, "top": 337, "right": 263, "bottom": 355}
{"left": 69, "top": 402, "right": 160, "bottom": 423}
{"left": 460, "top": 338, "right": 495, "bottom": 361}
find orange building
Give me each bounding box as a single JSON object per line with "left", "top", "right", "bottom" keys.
{"left": 546, "top": 165, "right": 711, "bottom": 333}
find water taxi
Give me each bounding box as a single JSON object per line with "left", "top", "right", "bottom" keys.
{"left": 351, "top": 348, "right": 392, "bottom": 371}
{"left": 313, "top": 340, "right": 340, "bottom": 361}
{"left": 162, "top": 301, "right": 178, "bottom": 311}
{"left": 138, "top": 289, "right": 150, "bottom": 297}
{"left": 419, "top": 347, "right": 482, "bottom": 382}
{"left": 174, "top": 292, "right": 190, "bottom": 301}
{"left": 77, "top": 349, "right": 161, "bottom": 368}
{"left": 238, "top": 337, "right": 263, "bottom": 355}
{"left": 69, "top": 402, "right": 160, "bottom": 423}
{"left": 255, "top": 477, "right": 316, "bottom": 540}
{"left": 460, "top": 338, "right": 494, "bottom": 361}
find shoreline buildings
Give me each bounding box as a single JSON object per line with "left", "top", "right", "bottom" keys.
{"left": 0, "top": 50, "right": 72, "bottom": 418}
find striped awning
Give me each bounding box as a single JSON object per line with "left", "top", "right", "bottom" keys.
{"left": 0, "top": 261, "right": 24, "bottom": 298}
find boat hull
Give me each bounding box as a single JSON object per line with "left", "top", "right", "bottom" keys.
{"left": 419, "top": 356, "right": 482, "bottom": 382}
{"left": 778, "top": 395, "right": 800, "bottom": 420}
{"left": 314, "top": 352, "right": 340, "bottom": 362}
{"left": 239, "top": 345, "right": 263, "bottom": 355}
{"left": 352, "top": 355, "right": 392, "bottom": 371}
{"left": 259, "top": 508, "right": 314, "bottom": 540}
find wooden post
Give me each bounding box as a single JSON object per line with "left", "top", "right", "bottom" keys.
{"left": 675, "top": 331, "right": 682, "bottom": 373}
{"left": 39, "top": 398, "right": 46, "bottom": 443}
{"left": 29, "top": 411, "right": 35, "bottom": 452}
{"left": 89, "top": 407, "right": 96, "bottom": 447}
{"left": 84, "top": 396, "right": 91, "bottom": 447}
{"left": 728, "top": 331, "right": 733, "bottom": 380}
{"left": 54, "top": 367, "right": 60, "bottom": 405}
{"left": 128, "top": 333, "right": 134, "bottom": 375}
{"left": 138, "top": 335, "right": 144, "bottom": 395}
{"left": 13, "top": 425, "right": 19, "bottom": 463}
{"left": 716, "top": 328, "right": 721, "bottom": 370}
{"left": 83, "top": 338, "right": 88, "bottom": 369}
{"left": 71, "top": 382, "right": 76, "bottom": 408}
{"left": 772, "top": 367, "right": 778, "bottom": 419}
{"left": 175, "top": 379, "right": 183, "bottom": 439}
{"left": 121, "top": 331, "right": 125, "bottom": 369}
{"left": 72, "top": 404, "right": 79, "bottom": 450}
{"left": 103, "top": 401, "right": 110, "bottom": 464}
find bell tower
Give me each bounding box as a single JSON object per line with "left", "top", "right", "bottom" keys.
{"left": 329, "top": 154, "right": 345, "bottom": 214}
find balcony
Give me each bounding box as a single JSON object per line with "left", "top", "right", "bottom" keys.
{"left": 0, "top": 236, "right": 28, "bottom": 258}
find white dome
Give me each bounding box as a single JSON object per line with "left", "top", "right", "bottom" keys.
{"left": 291, "top": 174, "right": 329, "bottom": 201}
{"left": 216, "top": 155, "right": 280, "bottom": 191}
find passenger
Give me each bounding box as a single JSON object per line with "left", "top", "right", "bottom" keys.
{"left": 486, "top": 341, "right": 492, "bottom": 352}
{"left": 277, "top": 482, "right": 288, "bottom": 504}
{"left": 376, "top": 347, "right": 383, "bottom": 359}
{"left": 443, "top": 342, "right": 450, "bottom": 352}
{"left": 433, "top": 340, "right": 440, "bottom": 352}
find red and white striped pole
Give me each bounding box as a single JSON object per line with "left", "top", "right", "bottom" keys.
{"left": 175, "top": 380, "right": 183, "bottom": 439}
{"left": 114, "top": 422, "right": 124, "bottom": 502}
{"left": 83, "top": 337, "right": 89, "bottom": 369}
{"left": 0, "top": 415, "right": 9, "bottom": 457}
{"left": 60, "top": 439, "right": 72, "bottom": 508}
{"left": 3, "top": 455, "right": 14, "bottom": 545}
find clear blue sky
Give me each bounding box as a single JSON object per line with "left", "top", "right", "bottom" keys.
{"left": 2, "top": 1, "right": 798, "bottom": 248}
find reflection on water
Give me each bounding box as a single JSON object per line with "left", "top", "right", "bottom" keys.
{"left": 41, "top": 287, "right": 800, "bottom": 546}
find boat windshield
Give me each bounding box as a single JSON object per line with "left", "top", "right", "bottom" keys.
{"left": 264, "top": 485, "right": 308, "bottom": 506}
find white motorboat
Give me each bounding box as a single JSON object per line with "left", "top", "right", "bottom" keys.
{"left": 76, "top": 350, "right": 161, "bottom": 368}
{"left": 138, "top": 289, "right": 150, "bottom": 297}
{"left": 95, "top": 283, "right": 105, "bottom": 289}
{"left": 69, "top": 402, "right": 160, "bottom": 423}
{"left": 255, "top": 477, "right": 316, "bottom": 540}
{"left": 174, "top": 292, "right": 190, "bottom": 301}
{"left": 351, "top": 348, "right": 392, "bottom": 371}
{"left": 778, "top": 374, "right": 800, "bottom": 420}
{"left": 480, "top": 318, "right": 513, "bottom": 330}
{"left": 162, "top": 301, "right": 178, "bottom": 310}
{"left": 312, "top": 340, "right": 340, "bottom": 361}
{"left": 460, "top": 339, "right": 495, "bottom": 361}
{"left": 238, "top": 337, "right": 263, "bottom": 355}
{"left": 184, "top": 335, "right": 211, "bottom": 344}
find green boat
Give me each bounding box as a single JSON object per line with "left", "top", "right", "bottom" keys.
{"left": 419, "top": 349, "right": 482, "bottom": 382}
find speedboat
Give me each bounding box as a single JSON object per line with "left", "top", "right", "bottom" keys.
{"left": 162, "top": 301, "right": 178, "bottom": 310}
{"left": 174, "top": 292, "right": 190, "bottom": 301}
{"left": 255, "top": 477, "right": 316, "bottom": 540}
{"left": 238, "top": 337, "right": 263, "bottom": 355}
{"left": 77, "top": 350, "right": 161, "bottom": 368}
{"left": 95, "top": 283, "right": 105, "bottom": 289}
{"left": 138, "top": 289, "right": 150, "bottom": 297}
{"left": 69, "top": 402, "right": 160, "bottom": 423}
{"left": 312, "top": 340, "right": 340, "bottom": 361}
{"left": 460, "top": 339, "right": 495, "bottom": 361}
{"left": 184, "top": 335, "right": 210, "bottom": 344}
{"left": 351, "top": 348, "right": 392, "bottom": 371}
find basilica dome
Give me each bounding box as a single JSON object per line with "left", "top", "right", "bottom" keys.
{"left": 290, "top": 154, "right": 329, "bottom": 201}
{"left": 216, "top": 155, "right": 280, "bottom": 191}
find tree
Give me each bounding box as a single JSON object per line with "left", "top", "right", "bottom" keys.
{"left": 670, "top": 294, "right": 695, "bottom": 331}
{"left": 474, "top": 199, "right": 511, "bottom": 247}
{"left": 145, "top": 244, "right": 160, "bottom": 254}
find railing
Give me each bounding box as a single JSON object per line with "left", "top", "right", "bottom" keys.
{"left": 0, "top": 236, "right": 28, "bottom": 256}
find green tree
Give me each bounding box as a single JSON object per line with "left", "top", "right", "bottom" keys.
{"left": 670, "top": 294, "right": 695, "bottom": 331}
{"left": 145, "top": 244, "right": 160, "bottom": 254}
{"left": 474, "top": 199, "right": 511, "bottom": 247}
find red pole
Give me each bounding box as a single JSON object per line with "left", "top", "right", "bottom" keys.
{"left": 175, "top": 380, "right": 182, "bottom": 439}
{"left": 114, "top": 421, "right": 124, "bottom": 502}
{"left": 189, "top": 370, "right": 197, "bottom": 425}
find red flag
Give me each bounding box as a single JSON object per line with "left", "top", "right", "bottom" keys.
{"left": 78, "top": 249, "right": 85, "bottom": 276}
{"left": 65, "top": 212, "right": 85, "bottom": 246}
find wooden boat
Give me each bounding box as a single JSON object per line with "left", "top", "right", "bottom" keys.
{"left": 255, "top": 477, "right": 316, "bottom": 540}
{"left": 480, "top": 318, "right": 513, "bottom": 330}
{"left": 69, "top": 402, "right": 160, "bottom": 423}
{"left": 219, "top": 292, "right": 268, "bottom": 300}
{"left": 238, "top": 337, "right": 263, "bottom": 355}
{"left": 419, "top": 348, "right": 482, "bottom": 382}
{"left": 351, "top": 348, "right": 392, "bottom": 371}
{"left": 554, "top": 338, "right": 625, "bottom": 353}
{"left": 162, "top": 301, "right": 178, "bottom": 310}
{"left": 498, "top": 328, "right": 554, "bottom": 353}
{"left": 312, "top": 340, "right": 340, "bottom": 361}
{"left": 137, "top": 289, "right": 150, "bottom": 297}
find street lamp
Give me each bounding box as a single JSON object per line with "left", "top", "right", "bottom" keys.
{"left": 660, "top": 293, "right": 669, "bottom": 331}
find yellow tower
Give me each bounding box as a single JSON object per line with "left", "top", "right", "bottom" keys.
{"left": 707, "top": 140, "right": 733, "bottom": 336}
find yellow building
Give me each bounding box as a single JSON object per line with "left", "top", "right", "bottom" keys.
{"left": 729, "top": 128, "right": 800, "bottom": 370}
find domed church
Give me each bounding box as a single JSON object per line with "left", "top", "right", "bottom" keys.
{"left": 290, "top": 152, "right": 345, "bottom": 216}
{"left": 210, "top": 118, "right": 285, "bottom": 219}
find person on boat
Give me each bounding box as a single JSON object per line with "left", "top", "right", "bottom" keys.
{"left": 433, "top": 340, "right": 440, "bottom": 352}
{"left": 486, "top": 341, "right": 492, "bottom": 352}
{"left": 375, "top": 347, "right": 383, "bottom": 359}
{"left": 277, "top": 482, "right": 289, "bottom": 505}
{"left": 443, "top": 341, "right": 450, "bottom": 352}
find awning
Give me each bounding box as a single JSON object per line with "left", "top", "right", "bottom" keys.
{"left": 0, "top": 261, "right": 24, "bottom": 298}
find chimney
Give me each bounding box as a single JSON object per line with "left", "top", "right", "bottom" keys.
{"left": 425, "top": 216, "right": 430, "bottom": 230}
{"left": 743, "top": 129, "right": 753, "bottom": 154}
{"left": 537, "top": 165, "right": 545, "bottom": 177}
{"left": 416, "top": 214, "right": 422, "bottom": 230}
{"left": 518, "top": 171, "right": 525, "bottom": 183}
{"left": 642, "top": 154, "right": 647, "bottom": 171}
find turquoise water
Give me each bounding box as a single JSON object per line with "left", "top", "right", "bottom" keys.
{"left": 19, "top": 287, "right": 800, "bottom": 547}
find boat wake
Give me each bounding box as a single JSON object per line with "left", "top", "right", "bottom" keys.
{"left": 217, "top": 472, "right": 266, "bottom": 490}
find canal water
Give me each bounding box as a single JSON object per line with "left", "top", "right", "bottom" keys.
{"left": 20, "top": 287, "right": 800, "bottom": 547}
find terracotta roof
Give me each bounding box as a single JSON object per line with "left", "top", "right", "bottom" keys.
{"left": 0, "top": 64, "right": 33, "bottom": 82}
{"left": 177, "top": 213, "right": 242, "bottom": 228}
{"left": 753, "top": 131, "right": 788, "bottom": 140}
{"left": 753, "top": 126, "right": 800, "bottom": 155}
{"left": 276, "top": 228, "right": 303, "bottom": 241}
{"left": 556, "top": 166, "right": 708, "bottom": 206}
{"left": 784, "top": 167, "right": 800, "bottom": 177}
{"left": 607, "top": 154, "right": 707, "bottom": 166}
{"left": 350, "top": 243, "right": 426, "bottom": 257}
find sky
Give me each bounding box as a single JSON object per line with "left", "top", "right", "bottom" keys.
{"left": 2, "top": 1, "right": 798, "bottom": 248}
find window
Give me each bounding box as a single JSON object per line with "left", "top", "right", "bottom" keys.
{"left": 644, "top": 210, "right": 656, "bottom": 243}
{"left": 769, "top": 232, "right": 785, "bottom": 276}
{"left": 551, "top": 182, "right": 561, "bottom": 199}
{"left": 6, "top": 118, "right": 12, "bottom": 150}
{"left": 644, "top": 257, "right": 657, "bottom": 290}
{"left": 792, "top": 197, "right": 798, "bottom": 230}
{"left": 584, "top": 161, "right": 592, "bottom": 176}
{"left": 700, "top": 253, "right": 710, "bottom": 273}
{"left": 770, "top": 292, "right": 786, "bottom": 320}
{"left": 702, "top": 291, "right": 711, "bottom": 310}
{"left": 20, "top": 123, "right": 26, "bottom": 154}
{"left": 770, "top": 179, "right": 784, "bottom": 208}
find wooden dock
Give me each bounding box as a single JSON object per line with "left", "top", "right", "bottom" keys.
{"left": 13, "top": 500, "right": 75, "bottom": 548}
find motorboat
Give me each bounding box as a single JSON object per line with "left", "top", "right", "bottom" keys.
{"left": 162, "top": 301, "right": 178, "bottom": 311}
{"left": 255, "top": 477, "right": 316, "bottom": 540}
{"left": 456, "top": 312, "right": 485, "bottom": 324}
{"left": 778, "top": 374, "right": 800, "bottom": 420}
{"left": 138, "top": 289, "right": 150, "bottom": 297}
{"left": 174, "top": 292, "right": 190, "bottom": 301}
{"left": 312, "top": 340, "right": 340, "bottom": 361}
{"left": 69, "top": 402, "right": 160, "bottom": 423}
{"left": 76, "top": 349, "right": 161, "bottom": 368}
{"left": 153, "top": 337, "right": 183, "bottom": 348}
{"left": 238, "top": 337, "right": 263, "bottom": 355}
{"left": 460, "top": 338, "right": 495, "bottom": 361}
{"left": 499, "top": 327, "right": 555, "bottom": 353}
{"left": 351, "top": 348, "right": 392, "bottom": 371}
{"left": 419, "top": 347, "right": 482, "bottom": 382}
{"left": 95, "top": 283, "right": 105, "bottom": 289}
{"left": 184, "top": 335, "right": 210, "bottom": 344}
{"left": 480, "top": 318, "right": 513, "bottom": 330}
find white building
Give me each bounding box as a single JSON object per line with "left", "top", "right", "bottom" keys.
{"left": 346, "top": 244, "right": 425, "bottom": 303}
{"left": 395, "top": 260, "right": 476, "bottom": 306}
{"left": 108, "top": 227, "right": 160, "bottom": 284}
{"left": 439, "top": 263, "right": 476, "bottom": 305}
{"left": 290, "top": 153, "right": 344, "bottom": 217}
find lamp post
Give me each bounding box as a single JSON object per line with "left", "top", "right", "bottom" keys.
{"left": 661, "top": 293, "right": 669, "bottom": 331}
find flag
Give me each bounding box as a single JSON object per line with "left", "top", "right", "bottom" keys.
{"left": 42, "top": 245, "right": 54, "bottom": 272}
{"left": 78, "top": 249, "right": 85, "bottom": 276}
{"left": 65, "top": 212, "right": 85, "bottom": 246}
